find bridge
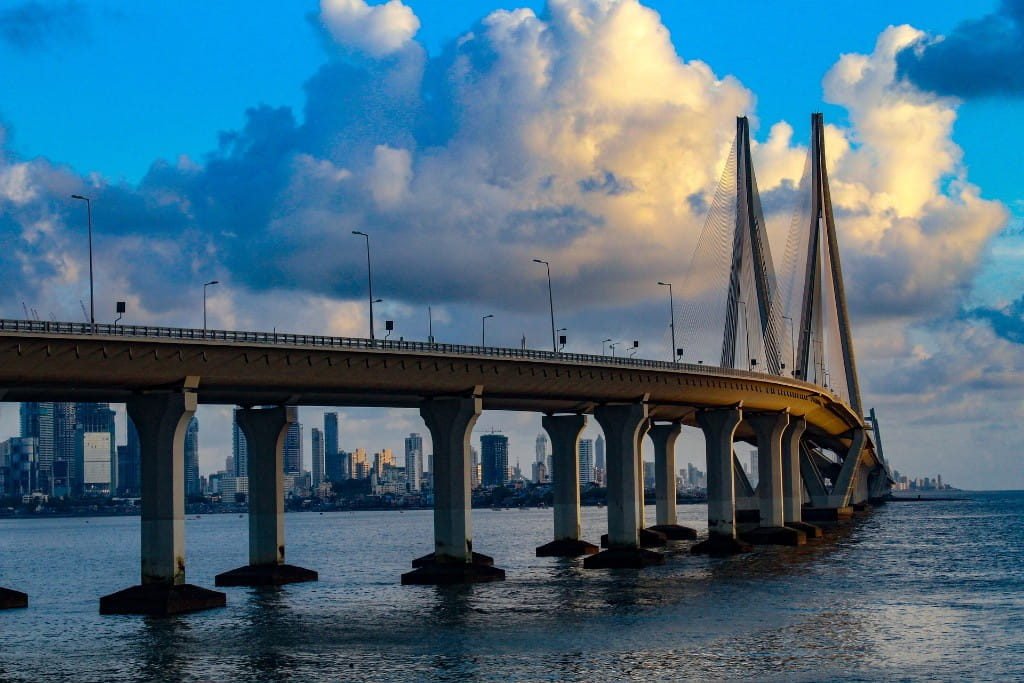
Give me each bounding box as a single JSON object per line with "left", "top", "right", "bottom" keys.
{"left": 0, "top": 114, "right": 891, "bottom": 614}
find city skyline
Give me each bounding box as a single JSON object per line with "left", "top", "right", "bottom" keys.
{"left": 1, "top": 1, "right": 1022, "bottom": 489}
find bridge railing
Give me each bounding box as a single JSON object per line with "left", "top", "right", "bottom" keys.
{"left": 0, "top": 318, "right": 841, "bottom": 397}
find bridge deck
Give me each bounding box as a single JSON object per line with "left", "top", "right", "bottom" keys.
{"left": 0, "top": 320, "right": 865, "bottom": 449}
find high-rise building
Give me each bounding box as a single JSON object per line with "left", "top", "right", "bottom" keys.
{"left": 373, "top": 449, "right": 395, "bottom": 478}
{"left": 535, "top": 434, "right": 547, "bottom": 464}
{"left": 326, "top": 449, "right": 346, "bottom": 482}
{"left": 311, "top": 427, "right": 325, "bottom": 488}
{"left": 20, "top": 403, "right": 54, "bottom": 493}
{"left": 1, "top": 437, "right": 38, "bottom": 496}
{"left": 748, "top": 449, "right": 759, "bottom": 489}
{"left": 579, "top": 438, "right": 594, "bottom": 486}
{"left": 233, "top": 409, "right": 249, "bottom": 478}
{"left": 470, "top": 446, "right": 480, "bottom": 488}
{"left": 595, "top": 434, "right": 606, "bottom": 471}
{"left": 405, "top": 433, "right": 423, "bottom": 491}
{"left": 184, "top": 417, "right": 200, "bottom": 497}
{"left": 75, "top": 403, "right": 116, "bottom": 495}
{"left": 53, "top": 403, "right": 77, "bottom": 489}
{"left": 118, "top": 419, "right": 141, "bottom": 496}
{"left": 350, "top": 448, "right": 369, "bottom": 479}
{"left": 480, "top": 433, "right": 509, "bottom": 487}
{"left": 284, "top": 407, "right": 302, "bottom": 475}
{"left": 324, "top": 411, "right": 339, "bottom": 464}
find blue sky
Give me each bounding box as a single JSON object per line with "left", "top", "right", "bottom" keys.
{"left": 1, "top": 0, "right": 1022, "bottom": 488}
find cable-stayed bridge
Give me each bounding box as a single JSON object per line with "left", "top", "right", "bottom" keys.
{"left": 0, "top": 115, "right": 891, "bottom": 614}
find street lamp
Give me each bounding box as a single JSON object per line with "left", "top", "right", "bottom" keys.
{"left": 601, "top": 338, "right": 612, "bottom": 355}
{"left": 557, "top": 327, "right": 567, "bottom": 350}
{"left": 203, "top": 280, "right": 219, "bottom": 331}
{"left": 70, "top": 194, "right": 95, "bottom": 326}
{"left": 532, "top": 258, "right": 556, "bottom": 353}
{"left": 352, "top": 230, "right": 376, "bottom": 339}
{"left": 609, "top": 341, "right": 620, "bottom": 356}
{"left": 657, "top": 281, "right": 678, "bottom": 362}
{"left": 481, "top": 314, "right": 494, "bottom": 346}
{"left": 737, "top": 299, "right": 752, "bottom": 371}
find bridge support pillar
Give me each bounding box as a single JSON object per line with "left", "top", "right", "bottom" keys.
{"left": 585, "top": 401, "right": 663, "bottom": 568}
{"left": 100, "top": 385, "right": 226, "bottom": 615}
{"left": 742, "top": 411, "right": 806, "bottom": 546}
{"left": 692, "top": 406, "right": 750, "bottom": 555}
{"left": 646, "top": 422, "right": 696, "bottom": 541}
{"left": 781, "top": 418, "right": 821, "bottom": 538}
{"left": 403, "top": 393, "right": 505, "bottom": 584}
{"left": 216, "top": 406, "right": 318, "bottom": 587}
{"left": 536, "top": 414, "right": 598, "bottom": 557}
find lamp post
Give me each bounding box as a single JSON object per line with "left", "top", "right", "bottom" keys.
{"left": 352, "top": 230, "right": 376, "bottom": 339}
{"left": 782, "top": 315, "right": 796, "bottom": 376}
{"left": 70, "top": 194, "right": 94, "bottom": 326}
{"left": 601, "top": 338, "right": 612, "bottom": 355}
{"left": 737, "top": 299, "right": 752, "bottom": 371}
{"left": 532, "top": 258, "right": 556, "bottom": 353}
{"left": 481, "top": 314, "right": 493, "bottom": 346}
{"left": 657, "top": 281, "right": 677, "bottom": 362}
{"left": 203, "top": 280, "right": 219, "bottom": 331}
{"left": 609, "top": 341, "right": 620, "bottom": 356}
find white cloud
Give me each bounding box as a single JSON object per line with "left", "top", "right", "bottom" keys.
{"left": 319, "top": 0, "right": 420, "bottom": 57}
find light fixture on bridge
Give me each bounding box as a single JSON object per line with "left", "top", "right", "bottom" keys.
{"left": 532, "top": 258, "right": 557, "bottom": 353}
{"left": 203, "top": 280, "right": 219, "bottom": 332}
{"left": 115, "top": 301, "right": 126, "bottom": 327}
{"left": 352, "top": 230, "right": 376, "bottom": 340}
{"left": 657, "top": 281, "right": 677, "bottom": 363}
{"left": 481, "top": 314, "right": 494, "bottom": 347}
{"left": 601, "top": 338, "right": 612, "bottom": 355}
{"left": 70, "top": 194, "right": 95, "bottom": 327}
{"left": 385, "top": 320, "right": 394, "bottom": 340}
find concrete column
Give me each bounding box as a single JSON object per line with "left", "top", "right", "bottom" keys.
{"left": 782, "top": 417, "right": 807, "bottom": 524}
{"left": 744, "top": 411, "right": 806, "bottom": 546}
{"left": 692, "top": 406, "right": 749, "bottom": 555}
{"left": 132, "top": 392, "right": 194, "bottom": 586}
{"left": 585, "top": 402, "right": 663, "bottom": 568}
{"left": 536, "top": 414, "right": 597, "bottom": 557}
{"left": 649, "top": 422, "right": 680, "bottom": 526}
{"left": 100, "top": 380, "right": 225, "bottom": 615}
{"left": 403, "top": 393, "right": 504, "bottom": 583}
{"left": 216, "top": 406, "right": 317, "bottom": 586}
{"left": 646, "top": 423, "right": 696, "bottom": 540}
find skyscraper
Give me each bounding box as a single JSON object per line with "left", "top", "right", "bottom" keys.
{"left": 480, "top": 432, "right": 509, "bottom": 487}
{"left": 284, "top": 407, "right": 302, "bottom": 475}
{"left": 405, "top": 433, "right": 423, "bottom": 491}
{"left": 75, "top": 403, "right": 116, "bottom": 495}
{"left": 324, "top": 412, "right": 339, "bottom": 465}
{"left": 595, "top": 434, "right": 605, "bottom": 471}
{"left": 20, "top": 403, "right": 53, "bottom": 492}
{"left": 535, "top": 433, "right": 547, "bottom": 464}
{"left": 311, "top": 427, "right": 325, "bottom": 488}
{"left": 232, "top": 410, "right": 248, "bottom": 478}
{"left": 579, "top": 438, "right": 594, "bottom": 486}
{"left": 118, "top": 419, "right": 141, "bottom": 496}
{"left": 184, "top": 417, "right": 200, "bottom": 497}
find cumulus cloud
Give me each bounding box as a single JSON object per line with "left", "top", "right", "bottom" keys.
{"left": 0, "top": 1, "right": 87, "bottom": 51}
{"left": 319, "top": 0, "right": 420, "bottom": 57}
{"left": 895, "top": 0, "right": 1024, "bottom": 98}
{"left": 0, "top": 3, "right": 1008, "bottom": 337}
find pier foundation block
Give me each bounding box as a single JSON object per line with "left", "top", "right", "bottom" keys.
{"left": 691, "top": 534, "right": 753, "bottom": 556}
{"left": 536, "top": 539, "right": 599, "bottom": 557}
{"left": 583, "top": 547, "right": 664, "bottom": 569}
{"left": 99, "top": 583, "right": 225, "bottom": 616}
{"left": 647, "top": 524, "right": 698, "bottom": 540}
{"left": 741, "top": 526, "right": 807, "bottom": 546}
{"left": 0, "top": 587, "right": 28, "bottom": 610}
{"left": 401, "top": 554, "right": 505, "bottom": 585}
{"left": 215, "top": 563, "right": 318, "bottom": 587}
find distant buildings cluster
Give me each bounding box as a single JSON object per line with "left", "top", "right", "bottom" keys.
{"left": 2, "top": 403, "right": 716, "bottom": 509}
{"left": 890, "top": 470, "right": 951, "bottom": 492}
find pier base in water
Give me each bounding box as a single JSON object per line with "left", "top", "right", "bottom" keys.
{"left": 646, "top": 524, "right": 698, "bottom": 541}
{"left": 215, "top": 563, "right": 318, "bottom": 587}
{"left": 600, "top": 528, "right": 668, "bottom": 549}
{"left": 99, "top": 583, "right": 225, "bottom": 616}
{"left": 786, "top": 521, "right": 823, "bottom": 538}
{"left": 583, "top": 547, "right": 665, "bottom": 569}
{"left": 742, "top": 526, "right": 807, "bottom": 546}
{"left": 401, "top": 552, "right": 505, "bottom": 585}
{"left": 536, "top": 538, "right": 599, "bottom": 557}
{"left": 690, "top": 534, "right": 752, "bottom": 556}
{"left": 0, "top": 586, "right": 28, "bottom": 610}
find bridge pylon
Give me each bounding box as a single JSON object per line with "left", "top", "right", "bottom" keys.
{"left": 721, "top": 117, "right": 784, "bottom": 374}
